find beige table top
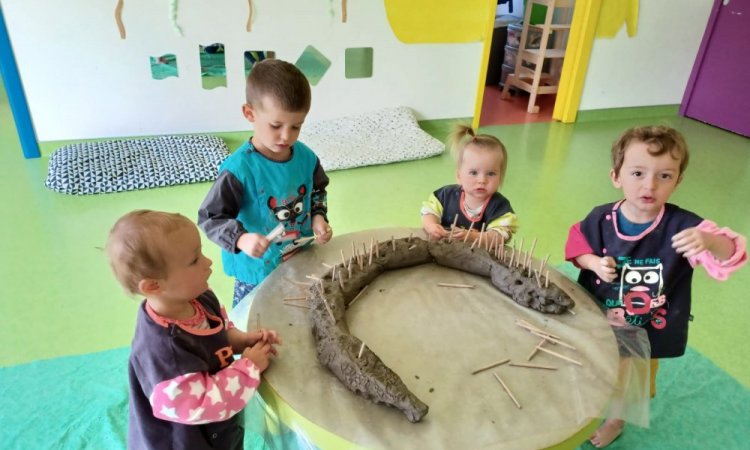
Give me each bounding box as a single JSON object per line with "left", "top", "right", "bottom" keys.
{"left": 249, "top": 228, "right": 619, "bottom": 450}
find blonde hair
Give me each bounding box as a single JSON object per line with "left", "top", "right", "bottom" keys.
{"left": 449, "top": 123, "right": 508, "bottom": 178}
{"left": 245, "top": 58, "right": 311, "bottom": 113}
{"left": 105, "top": 210, "right": 194, "bottom": 295}
{"left": 611, "top": 125, "right": 689, "bottom": 177}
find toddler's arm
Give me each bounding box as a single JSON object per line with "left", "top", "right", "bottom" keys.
{"left": 421, "top": 193, "right": 449, "bottom": 240}
{"left": 198, "top": 171, "right": 251, "bottom": 252}
{"left": 486, "top": 212, "right": 517, "bottom": 241}
{"left": 565, "top": 222, "right": 618, "bottom": 282}
{"left": 149, "top": 356, "right": 263, "bottom": 425}
{"left": 672, "top": 220, "right": 747, "bottom": 280}
{"left": 422, "top": 213, "right": 448, "bottom": 240}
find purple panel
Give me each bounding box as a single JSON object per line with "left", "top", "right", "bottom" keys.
{"left": 681, "top": 0, "right": 750, "bottom": 137}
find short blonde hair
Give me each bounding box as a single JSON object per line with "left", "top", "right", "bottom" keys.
{"left": 449, "top": 123, "right": 508, "bottom": 179}
{"left": 611, "top": 125, "right": 689, "bottom": 177}
{"left": 105, "top": 210, "right": 193, "bottom": 295}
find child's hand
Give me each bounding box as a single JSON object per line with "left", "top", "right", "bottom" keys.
{"left": 237, "top": 232, "right": 270, "bottom": 258}
{"left": 424, "top": 222, "right": 448, "bottom": 240}
{"left": 247, "top": 328, "right": 282, "bottom": 356}
{"left": 672, "top": 227, "right": 711, "bottom": 258}
{"left": 241, "top": 340, "right": 275, "bottom": 372}
{"left": 312, "top": 215, "right": 332, "bottom": 244}
{"left": 593, "top": 256, "right": 618, "bottom": 282}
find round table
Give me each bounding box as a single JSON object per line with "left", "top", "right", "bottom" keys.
{"left": 249, "top": 228, "right": 619, "bottom": 449}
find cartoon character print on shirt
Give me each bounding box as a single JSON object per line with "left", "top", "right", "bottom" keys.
{"left": 267, "top": 184, "right": 311, "bottom": 260}
{"left": 607, "top": 261, "right": 667, "bottom": 329}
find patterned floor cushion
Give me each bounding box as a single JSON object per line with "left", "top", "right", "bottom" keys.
{"left": 298, "top": 106, "right": 445, "bottom": 171}
{"left": 45, "top": 135, "right": 229, "bottom": 195}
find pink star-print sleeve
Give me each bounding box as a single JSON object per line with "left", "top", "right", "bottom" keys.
{"left": 148, "top": 357, "right": 261, "bottom": 424}
{"left": 687, "top": 220, "right": 748, "bottom": 280}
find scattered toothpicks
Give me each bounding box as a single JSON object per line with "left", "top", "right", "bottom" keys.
{"left": 471, "top": 358, "right": 510, "bottom": 375}
{"left": 322, "top": 262, "right": 332, "bottom": 268}
{"left": 529, "top": 330, "right": 577, "bottom": 350}
{"left": 527, "top": 338, "right": 546, "bottom": 361}
{"left": 493, "top": 372, "right": 521, "bottom": 409}
{"left": 508, "top": 362, "right": 557, "bottom": 370}
{"left": 437, "top": 283, "right": 475, "bottom": 289}
{"left": 283, "top": 302, "right": 311, "bottom": 310}
{"left": 283, "top": 296, "right": 307, "bottom": 301}
{"left": 357, "top": 341, "right": 366, "bottom": 359}
{"left": 536, "top": 346, "right": 583, "bottom": 366}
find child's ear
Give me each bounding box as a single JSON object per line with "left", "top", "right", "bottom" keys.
{"left": 609, "top": 168, "right": 622, "bottom": 188}
{"left": 138, "top": 278, "right": 161, "bottom": 296}
{"left": 242, "top": 103, "right": 256, "bottom": 122}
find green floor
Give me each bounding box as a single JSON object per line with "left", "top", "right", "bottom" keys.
{"left": 1, "top": 80, "right": 749, "bottom": 448}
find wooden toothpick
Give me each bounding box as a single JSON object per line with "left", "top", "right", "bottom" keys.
{"left": 283, "top": 302, "right": 311, "bottom": 310}
{"left": 526, "top": 237, "right": 537, "bottom": 270}
{"left": 357, "top": 342, "right": 366, "bottom": 359}
{"left": 322, "top": 297, "right": 336, "bottom": 323}
{"left": 493, "top": 372, "right": 522, "bottom": 409}
{"left": 471, "top": 358, "right": 510, "bottom": 375}
{"left": 464, "top": 221, "right": 475, "bottom": 242}
{"left": 509, "top": 362, "right": 557, "bottom": 370}
{"left": 349, "top": 284, "right": 369, "bottom": 307}
{"left": 536, "top": 346, "right": 583, "bottom": 366}
{"left": 437, "top": 283, "right": 475, "bottom": 289}
{"left": 527, "top": 338, "right": 546, "bottom": 361}
{"left": 449, "top": 214, "right": 459, "bottom": 242}
{"left": 283, "top": 296, "right": 307, "bottom": 301}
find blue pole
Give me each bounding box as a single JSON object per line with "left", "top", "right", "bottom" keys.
{"left": 0, "top": 5, "right": 40, "bottom": 159}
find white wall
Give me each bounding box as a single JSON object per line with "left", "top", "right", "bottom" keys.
{"left": 2, "top": 0, "right": 484, "bottom": 141}
{"left": 579, "top": 0, "right": 713, "bottom": 110}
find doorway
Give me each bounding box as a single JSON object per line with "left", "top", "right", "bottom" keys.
{"left": 480, "top": 0, "right": 557, "bottom": 126}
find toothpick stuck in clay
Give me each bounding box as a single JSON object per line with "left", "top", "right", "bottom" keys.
{"left": 358, "top": 342, "right": 366, "bottom": 359}
{"left": 349, "top": 284, "right": 369, "bottom": 307}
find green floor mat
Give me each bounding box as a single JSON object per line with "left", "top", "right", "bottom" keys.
{"left": 1, "top": 346, "right": 747, "bottom": 449}
{"left": 577, "top": 347, "right": 750, "bottom": 450}
{"left": 0, "top": 348, "right": 311, "bottom": 450}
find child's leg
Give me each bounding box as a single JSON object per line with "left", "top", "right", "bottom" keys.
{"left": 590, "top": 418, "right": 625, "bottom": 448}
{"left": 590, "top": 358, "right": 658, "bottom": 447}
{"left": 650, "top": 358, "right": 659, "bottom": 398}
{"left": 233, "top": 279, "right": 257, "bottom": 308}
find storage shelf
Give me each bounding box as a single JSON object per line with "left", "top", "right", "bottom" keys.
{"left": 500, "top": 0, "right": 573, "bottom": 114}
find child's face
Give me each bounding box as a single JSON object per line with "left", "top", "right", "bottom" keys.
{"left": 242, "top": 96, "right": 307, "bottom": 160}
{"left": 610, "top": 140, "right": 682, "bottom": 222}
{"left": 456, "top": 144, "right": 503, "bottom": 205}
{"left": 156, "top": 224, "right": 213, "bottom": 303}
